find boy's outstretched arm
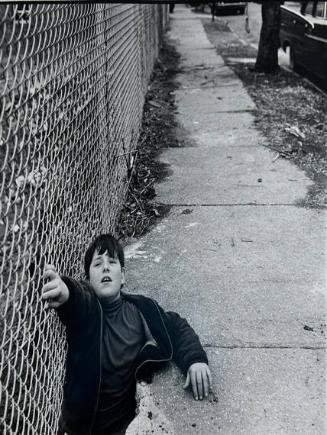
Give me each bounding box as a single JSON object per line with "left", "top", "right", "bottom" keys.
{"left": 42, "top": 266, "right": 95, "bottom": 328}
{"left": 183, "top": 362, "right": 212, "bottom": 401}
{"left": 42, "top": 264, "right": 69, "bottom": 308}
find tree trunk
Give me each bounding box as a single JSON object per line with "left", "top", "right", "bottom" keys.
{"left": 255, "top": 1, "right": 282, "bottom": 73}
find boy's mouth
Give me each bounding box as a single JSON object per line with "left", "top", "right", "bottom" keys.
{"left": 101, "top": 276, "right": 112, "bottom": 283}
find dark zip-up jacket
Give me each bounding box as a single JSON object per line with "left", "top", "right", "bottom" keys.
{"left": 57, "top": 277, "right": 208, "bottom": 435}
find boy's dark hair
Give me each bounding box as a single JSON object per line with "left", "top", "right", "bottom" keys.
{"left": 84, "top": 234, "right": 125, "bottom": 279}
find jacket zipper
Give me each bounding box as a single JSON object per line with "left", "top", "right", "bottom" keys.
{"left": 135, "top": 300, "right": 173, "bottom": 380}
{"left": 89, "top": 299, "right": 103, "bottom": 435}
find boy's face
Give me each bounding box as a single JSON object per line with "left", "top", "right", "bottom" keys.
{"left": 88, "top": 249, "right": 125, "bottom": 301}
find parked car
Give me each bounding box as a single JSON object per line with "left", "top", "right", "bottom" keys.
{"left": 280, "top": 1, "right": 327, "bottom": 88}
{"left": 214, "top": 1, "right": 246, "bottom": 15}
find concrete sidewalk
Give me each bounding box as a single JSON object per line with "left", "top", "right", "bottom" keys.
{"left": 126, "top": 5, "right": 326, "bottom": 435}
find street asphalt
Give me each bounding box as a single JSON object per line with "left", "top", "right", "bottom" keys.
{"left": 126, "top": 5, "right": 326, "bottom": 435}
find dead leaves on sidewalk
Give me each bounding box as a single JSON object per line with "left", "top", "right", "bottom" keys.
{"left": 245, "top": 71, "right": 327, "bottom": 208}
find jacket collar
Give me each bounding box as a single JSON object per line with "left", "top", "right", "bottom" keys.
{"left": 121, "top": 292, "right": 173, "bottom": 359}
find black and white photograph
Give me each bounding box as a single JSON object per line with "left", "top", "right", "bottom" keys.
{"left": 0, "top": 1, "right": 326, "bottom": 434}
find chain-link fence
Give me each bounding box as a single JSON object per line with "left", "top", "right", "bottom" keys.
{"left": 0, "top": 3, "right": 168, "bottom": 433}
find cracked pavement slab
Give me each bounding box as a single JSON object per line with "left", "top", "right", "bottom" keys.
{"left": 127, "top": 207, "right": 326, "bottom": 349}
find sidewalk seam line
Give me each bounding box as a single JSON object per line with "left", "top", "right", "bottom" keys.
{"left": 202, "top": 110, "right": 255, "bottom": 114}
{"left": 204, "top": 345, "right": 326, "bottom": 350}
{"left": 158, "top": 203, "right": 300, "bottom": 207}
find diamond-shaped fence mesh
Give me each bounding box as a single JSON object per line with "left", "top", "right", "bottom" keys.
{"left": 0, "top": 3, "right": 168, "bottom": 433}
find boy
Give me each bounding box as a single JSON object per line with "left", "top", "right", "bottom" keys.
{"left": 42, "top": 234, "right": 211, "bottom": 435}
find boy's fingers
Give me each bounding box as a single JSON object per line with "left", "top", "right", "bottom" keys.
{"left": 42, "top": 288, "right": 61, "bottom": 301}
{"left": 42, "top": 280, "right": 59, "bottom": 294}
{"left": 196, "top": 371, "right": 203, "bottom": 400}
{"left": 186, "top": 365, "right": 212, "bottom": 400}
{"left": 46, "top": 300, "right": 62, "bottom": 309}
{"left": 190, "top": 372, "right": 198, "bottom": 400}
{"left": 207, "top": 368, "right": 213, "bottom": 390}
{"left": 42, "top": 269, "right": 58, "bottom": 281}
{"left": 43, "top": 264, "right": 58, "bottom": 274}
{"left": 183, "top": 372, "right": 190, "bottom": 389}
{"left": 203, "top": 372, "right": 209, "bottom": 398}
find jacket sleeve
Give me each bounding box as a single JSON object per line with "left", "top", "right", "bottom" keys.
{"left": 159, "top": 306, "right": 208, "bottom": 375}
{"left": 56, "top": 277, "right": 95, "bottom": 329}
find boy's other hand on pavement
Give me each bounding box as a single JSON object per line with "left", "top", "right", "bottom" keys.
{"left": 183, "top": 362, "right": 212, "bottom": 400}
{"left": 42, "top": 264, "right": 69, "bottom": 308}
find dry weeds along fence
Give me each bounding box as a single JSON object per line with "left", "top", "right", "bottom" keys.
{"left": 0, "top": 4, "right": 168, "bottom": 433}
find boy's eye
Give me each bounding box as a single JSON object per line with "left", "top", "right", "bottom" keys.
{"left": 109, "top": 260, "right": 116, "bottom": 264}
{"left": 94, "top": 262, "right": 101, "bottom": 267}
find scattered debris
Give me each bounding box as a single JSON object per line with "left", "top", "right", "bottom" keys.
{"left": 304, "top": 325, "right": 314, "bottom": 332}
{"left": 285, "top": 125, "right": 306, "bottom": 140}
{"left": 15, "top": 175, "right": 25, "bottom": 189}
{"left": 208, "top": 390, "right": 219, "bottom": 403}
{"left": 119, "top": 42, "right": 180, "bottom": 239}
{"left": 272, "top": 153, "right": 280, "bottom": 163}
{"left": 149, "top": 101, "right": 162, "bottom": 109}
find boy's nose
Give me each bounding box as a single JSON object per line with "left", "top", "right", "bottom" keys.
{"left": 102, "top": 259, "right": 110, "bottom": 271}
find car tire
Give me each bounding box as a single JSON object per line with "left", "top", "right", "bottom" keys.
{"left": 288, "top": 46, "right": 296, "bottom": 70}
